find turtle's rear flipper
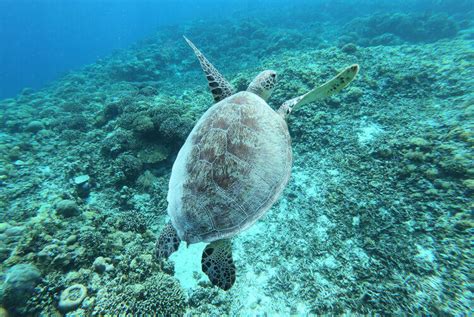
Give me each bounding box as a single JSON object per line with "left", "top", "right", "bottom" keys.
{"left": 202, "top": 239, "right": 236, "bottom": 291}
{"left": 155, "top": 222, "right": 180, "bottom": 260}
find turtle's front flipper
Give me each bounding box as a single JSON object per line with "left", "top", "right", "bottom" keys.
{"left": 155, "top": 221, "right": 181, "bottom": 260}
{"left": 184, "top": 36, "right": 235, "bottom": 103}
{"left": 201, "top": 239, "right": 236, "bottom": 291}
{"left": 279, "top": 64, "right": 359, "bottom": 116}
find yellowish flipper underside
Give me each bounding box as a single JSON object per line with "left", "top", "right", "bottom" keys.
{"left": 291, "top": 64, "right": 360, "bottom": 109}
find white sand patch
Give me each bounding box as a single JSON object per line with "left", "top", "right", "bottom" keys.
{"left": 357, "top": 122, "right": 384, "bottom": 145}
{"left": 291, "top": 169, "right": 324, "bottom": 200}
{"left": 313, "top": 215, "right": 335, "bottom": 243}
{"left": 229, "top": 221, "right": 292, "bottom": 314}
{"left": 171, "top": 241, "right": 207, "bottom": 292}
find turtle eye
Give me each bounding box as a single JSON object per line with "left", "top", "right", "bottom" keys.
{"left": 270, "top": 73, "right": 276, "bottom": 78}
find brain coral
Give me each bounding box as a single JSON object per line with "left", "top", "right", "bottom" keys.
{"left": 92, "top": 272, "right": 186, "bottom": 315}
{"left": 58, "top": 283, "right": 88, "bottom": 312}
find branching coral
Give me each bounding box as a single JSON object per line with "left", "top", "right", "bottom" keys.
{"left": 92, "top": 272, "right": 186, "bottom": 315}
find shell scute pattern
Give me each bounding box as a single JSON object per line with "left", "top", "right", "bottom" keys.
{"left": 198, "top": 129, "right": 228, "bottom": 163}
{"left": 186, "top": 159, "right": 213, "bottom": 193}
{"left": 212, "top": 154, "right": 251, "bottom": 191}
{"left": 181, "top": 190, "right": 213, "bottom": 236}
{"left": 209, "top": 198, "right": 247, "bottom": 231}
{"left": 239, "top": 102, "right": 263, "bottom": 131}
{"left": 226, "top": 123, "right": 259, "bottom": 162}
{"left": 241, "top": 173, "right": 274, "bottom": 212}
{"left": 177, "top": 92, "right": 292, "bottom": 242}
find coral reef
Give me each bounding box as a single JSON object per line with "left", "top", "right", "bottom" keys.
{"left": 0, "top": 3, "right": 472, "bottom": 316}
{"left": 344, "top": 12, "right": 460, "bottom": 46}
{"left": 92, "top": 272, "right": 186, "bottom": 315}
{"left": 58, "top": 284, "right": 88, "bottom": 312}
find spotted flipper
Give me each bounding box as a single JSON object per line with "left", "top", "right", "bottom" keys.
{"left": 201, "top": 239, "right": 236, "bottom": 291}
{"left": 184, "top": 36, "right": 234, "bottom": 103}
{"left": 279, "top": 64, "right": 359, "bottom": 116}
{"left": 155, "top": 222, "right": 180, "bottom": 260}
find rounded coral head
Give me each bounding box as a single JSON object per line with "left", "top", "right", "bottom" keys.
{"left": 246, "top": 70, "right": 277, "bottom": 101}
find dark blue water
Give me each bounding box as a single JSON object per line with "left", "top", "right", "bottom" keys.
{"left": 0, "top": 0, "right": 258, "bottom": 99}
{"left": 0, "top": 0, "right": 472, "bottom": 98}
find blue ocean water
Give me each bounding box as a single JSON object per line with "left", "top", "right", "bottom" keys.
{"left": 0, "top": 0, "right": 473, "bottom": 315}
{"left": 0, "top": 0, "right": 257, "bottom": 99}
{"left": 2, "top": 0, "right": 472, "bottom": 99}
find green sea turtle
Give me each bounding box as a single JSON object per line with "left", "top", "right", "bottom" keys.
{"left": 156, "top": 36, "right": 359, "bottom": 290}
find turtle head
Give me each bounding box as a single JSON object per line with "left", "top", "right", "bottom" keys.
{"left": 246, "top": 70, "right": 277, "bottom": 101}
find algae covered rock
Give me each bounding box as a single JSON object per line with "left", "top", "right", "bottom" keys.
{"left": 56, "top": 199, "right": 80, "bottom": 217}
{"left": 113, "top": 153, "right": 143, "bottom": 184}
{"left": 25, "top": 120, "right": 45, "bottom": 133}
{"left": 74, "top": 174, "right": 92, "bottom": 198}
{"left": 101, "top": 128, "right": 137, "bottom": 156}
{"left": 341, "top": 43, "right": 358, "bottom": 54}
{"left": 93, "top": 256, "right": 114, "bottom": 273}
{"left": 137, "top": 144, "right": 170, "bottom": 164}
{"left": 0, "top": 263, "right": 42, "bottom": 314}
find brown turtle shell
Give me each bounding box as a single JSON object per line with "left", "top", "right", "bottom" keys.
{"left": 167, "top": 91, "right": 292, "bottom": 244}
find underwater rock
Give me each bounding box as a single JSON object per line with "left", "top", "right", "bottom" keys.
{"left": 73, "top": 175, "right": 90, "bottom": 185}
{"left": 346, "top": 87, "right": 363, "bottom": 102}
{"left": 25, "top": 120, "right": 45, "bottom": 133}
{"left": 113, "top": 153, "right": 143, "bottom": 184}
{"left": 73, "top": 174, "right": 91, "bottom": 198}
{"left": 0, "top": 263, "right": 42, "bottom": 314}
{"left": 462, "top": 179, "right": 474, "bottom": 191}
{"left": 137, "top": 144, "right": 170, "bottom": 164}
{"left": 341, "top": 43, "right": 357, "bottom": 54}
{"left": 101, "top": 128, "right": 137, "bottom": 156}
{"left": 56, "top": 199, "right": 80, "bottom": 217}
{"left": 103, "top": 100, "right": 124, "bottom": 119}
{"left": 58, "top": 283, "right": 87, "bottom": 312}
{"left": 93, "top": 256, "right": 114, "bottom": 273}
{"left": 37, "top": 244, "right": 62, "bottom": 264}
{"left": 138, "top": 86, "right": 158, "bottom": 96}
{"left": 56, "top": 114, "right": 88, "bottom": 131}
{"left": 131, "top": 114, "right": 155, "bottom": 134}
